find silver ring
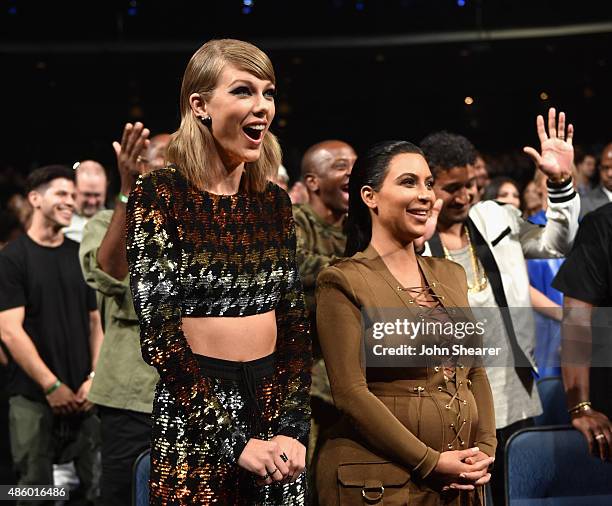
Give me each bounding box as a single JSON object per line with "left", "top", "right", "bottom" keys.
{"left": 280, "top": 453, "right": 289, "bottom": 463}
{"left": 595, "top": 433, "right": 605, "bottom": 440}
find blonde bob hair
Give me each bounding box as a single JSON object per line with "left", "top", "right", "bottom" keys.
{"left": 167, "top": 39, "right": 281, "bottom": 193}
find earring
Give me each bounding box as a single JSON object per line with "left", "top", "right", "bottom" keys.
{"left": 199, "top": 115, "right": 212, "bottom": 128}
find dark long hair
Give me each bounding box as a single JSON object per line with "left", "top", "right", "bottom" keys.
{"left": 481, "top": 176, "right": 519, "bottom": 202}
{"left": 344, "top": 140, "right": 424, "bottom": 257}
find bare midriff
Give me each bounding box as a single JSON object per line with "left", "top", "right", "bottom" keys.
{"left": 182, "top": 309, "right": 277, "bottom": 361}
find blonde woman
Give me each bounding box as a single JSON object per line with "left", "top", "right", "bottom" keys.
{"left": 126, "top": 39, "right": 312, "bottom": 504}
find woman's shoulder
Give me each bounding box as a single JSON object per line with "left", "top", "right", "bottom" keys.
{"left": 317, "top": 254, "right": 371, "bottom": 290}
{"left": 263, "top": 180, "right": 290, "bottom": 205}
{"left": 137, "top": 166, "right": 184, "bottom": 189}
{"left": 133, "top": 166, "right": 189, "bottom": 206}
{"left": 420, "top": 255, "right": 466, "bottom": 279}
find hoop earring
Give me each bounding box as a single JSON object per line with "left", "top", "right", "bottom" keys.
{"left": 199, "top": 115, "right": 212, "bottom": 128}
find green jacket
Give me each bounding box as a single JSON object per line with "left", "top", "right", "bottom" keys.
{"left": 293, "top": 203, "right": 347, "bottom": 314}
{"left": 79, "top": 210, "right": 158, "bottom": 413}
{"left": 293, "top": 203, "right": 346, "bottom": 404}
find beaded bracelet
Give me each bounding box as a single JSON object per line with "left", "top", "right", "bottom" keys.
{"left": 45, "top": 379, "right": 61, "bottom": 396}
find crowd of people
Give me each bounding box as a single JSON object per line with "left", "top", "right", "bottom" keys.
{"left": 0, "top": 38, "right": 611, "bottom": 506}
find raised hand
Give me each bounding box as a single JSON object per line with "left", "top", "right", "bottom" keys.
{"left": 112, "top": 122, "right": 150, "bottom": 194}
{"left": 523, "top": 107, "right": 574, "bottom": 182}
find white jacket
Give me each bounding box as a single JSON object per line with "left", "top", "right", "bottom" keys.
{"left": 424, "top": 178, "right": 580, "bottom": 372}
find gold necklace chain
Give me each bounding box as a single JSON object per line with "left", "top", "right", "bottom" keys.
{"left": 441, "top": 226, "right": 488, "bottom": 293}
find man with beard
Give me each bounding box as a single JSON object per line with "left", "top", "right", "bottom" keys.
{"left": 419, "top": 109, "right": 580, "bottom": 505}
{"left": 79, "top": 125, "right": 170, "bottom": 506}
{"left": 0, "top": 165, "right": 103, "bottom": 505}
{"left": 65, "top": 160, "right": 108, "bottom": 242}
{"left": 292, "top": 140, "right": 356, "bottom": 470}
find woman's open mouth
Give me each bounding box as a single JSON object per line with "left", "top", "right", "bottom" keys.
{"left": 406, "top": 208, "right": 430, "bottom": 223}
{"left": 243, "top": 124, "right": 265, "bottom": 142}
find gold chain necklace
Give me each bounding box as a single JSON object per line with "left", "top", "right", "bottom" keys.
{"left": 441, "top": 226, "right": 488, "bottom": 293}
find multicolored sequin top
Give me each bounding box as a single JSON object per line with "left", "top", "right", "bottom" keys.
{"left": 126, "top": 167, "right": 312, "bottom": 496}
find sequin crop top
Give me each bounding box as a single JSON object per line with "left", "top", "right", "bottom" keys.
{"left": 126, "top": 167, "right": 312, "bottom": 463}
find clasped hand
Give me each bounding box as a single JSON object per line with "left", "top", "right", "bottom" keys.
{"left": 238, "top": 435, "right": 305, "bottom": 486}
{"left": 46, "top": 379, "right": 94, "bottom": 415}
{"left": 434, "top": 446, "right": 494, "bottom": 492}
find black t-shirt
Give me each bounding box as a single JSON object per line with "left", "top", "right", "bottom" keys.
{"left": 0, "top": 234, "right": 97, "bottom": 401}
{"left": 552, "top": 202, "right": 612, "bottom": 417}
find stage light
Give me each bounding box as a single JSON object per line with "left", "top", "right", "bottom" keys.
{"left": 128, "top": 0, "right": 138, "bottom": 16}
{"left": 8, "top": 7, "right": 17, "bottom": 15}
{"left": 464, "top": 96, "right": 474, "bottom": 105}
{"left": 355, "top": 1, "right": 365, "bottom": 11}
{"left": 242, "top": 0, "right": 254, "bottom": 14}
{"left": 539, "top": 92, "right": 549, "bottom": 100}
{"left": 457, "top": 0, "right": 466, "bottom": 6}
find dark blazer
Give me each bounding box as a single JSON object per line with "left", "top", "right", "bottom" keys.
{"left": 580, "top": 185, "right": 610, "bottom": 220}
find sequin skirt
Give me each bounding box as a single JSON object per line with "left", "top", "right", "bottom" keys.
{"left": 149, "top": 352, "right": 307, "bottom": 505}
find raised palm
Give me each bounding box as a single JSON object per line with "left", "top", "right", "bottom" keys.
{"left": 523, "top": 108, "right": 574, "bottom": 180}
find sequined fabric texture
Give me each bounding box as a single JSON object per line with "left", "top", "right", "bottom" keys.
{"left": 126, "top": 167, "right": 312, "bottom": 505}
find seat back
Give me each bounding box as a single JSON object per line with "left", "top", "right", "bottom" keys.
{"left": 132, "top": 449, "right": 150, "bottom": 506}
{"left": 506, "top": 426, "right": 612, "bottom": 505}
{"left": 534, "top": 377, "right": 570, "bottom": 426}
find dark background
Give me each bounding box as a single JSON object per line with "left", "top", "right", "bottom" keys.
{"left": 2, "top": 0, "right": 612, "bottom": 188}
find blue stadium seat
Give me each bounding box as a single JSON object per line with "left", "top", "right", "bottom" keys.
{"left": 534, "top": 377, "right": 570, "bottom": 426}
{"left": 506, "top": 426, "right": 612, "bottom": 505}
{"left": 132, "top": 449, "right": 150, "bottom": 506}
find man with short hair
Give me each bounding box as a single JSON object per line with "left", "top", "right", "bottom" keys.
{"left": 574, "top": 149, "right": 597, "bottom": 196}
{"left": 0, "top": 165, "right": 103, "bottom": 505}
{"left": 65, "top": 160, "right": 108, "bottom": 242}
{"left": 79, "top": 125, "right": 168, "bottom": 506}
{"left": 420, "top": 109, "right": 580, "bottom": 504}
{"left": 580, "top": 142, "right": 612, "bottom": 219}
{"left": 294, "top": 140, "right": 356, "bottom": 310}
{"left": 292, "top": 140, "right": 356, "bottom": 470}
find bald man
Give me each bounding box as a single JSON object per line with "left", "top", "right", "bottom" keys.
{"left": 292, "top": 140, "right": 356, "bottom": 471}
{"left": 64, "top": 160, "right": 108, "bottom": 242}
{"left": 580, "top": 142, "right": 612, "bottom": 219}
{"left": 294, "top": 140, "right": 356, "bottom": 307}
